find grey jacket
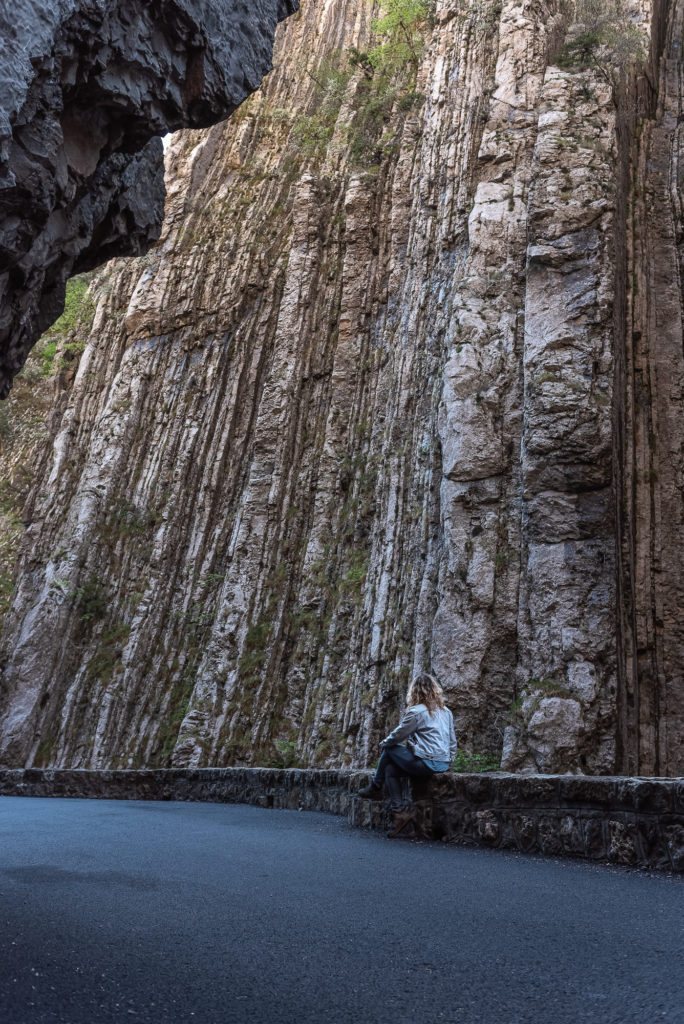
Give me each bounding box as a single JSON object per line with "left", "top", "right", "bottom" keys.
{"left": 381, "top": 703, "right": 457, "bottom": 765}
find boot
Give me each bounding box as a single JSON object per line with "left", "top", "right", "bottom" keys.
{"left": 387, "top": 809, "right": 415, "bottom": 839}
{"left": 357, "top": 781, "right": 383, "bottom": 800}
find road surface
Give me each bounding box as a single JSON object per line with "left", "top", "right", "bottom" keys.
{"left": 0, "top": 797, "right": 682, "bottom": 1023}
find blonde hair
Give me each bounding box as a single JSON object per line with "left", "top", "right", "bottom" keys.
{"left": 407, "top": 673, "right": 445, "bottom": 715}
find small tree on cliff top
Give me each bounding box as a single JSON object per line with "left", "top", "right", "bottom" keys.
{"left": 351, "top": 0, "right": 434, "bottom": 77}
{"left": 558, "top": 0, "right": 646, "bottom": 88}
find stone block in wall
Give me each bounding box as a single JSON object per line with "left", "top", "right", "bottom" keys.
{"left": 663, "top": 826, "right": 684, "bottom": 872}
{"left": 463, "top": 775, "right": 497, "bottom": 805}
{"left": 428, "top": 799, "right": 467, "bottom": 843}
{"left": 348, "top": 796, "right": 391, "bottom": 833}
{"left": 559, "top": 813, "right": 586, "bottom": 856}
{"left": 537, "top": 816, "right": 564, "bottom": 857}
{"left": 558, "top": 776, "right": 616, "bottom": 808}
{"left": 614, "top": 779, "right": 674, "bottom": 814}
{"left": 635, "top": 819, "right": 673, "bottom": 872}
{"left": 491, "top": 776, "right": 526, "bottom": 807}
{"left": 496, "top": 814, "right": 522, "bottom": 854}
{"left": 582, "top": 816, "right": 608, "bottom": 860}
{"left": 503, "top": 775, "right": 559, "bottom": 807}
{"left": 608, "top": 818, "right": 639, "bottom": 866}
{"left": 675, "top": 783, "right": 684, "bottom": 815}
{"left": 474, "top": 809, "right": 501, "bottom": 845}
{"left": 510, "top": 813, "right": 539, "bottom": 853}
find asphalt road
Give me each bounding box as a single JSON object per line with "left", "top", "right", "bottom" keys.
{"left": 0, "top": 798, "right": 682, "bottom": 1024}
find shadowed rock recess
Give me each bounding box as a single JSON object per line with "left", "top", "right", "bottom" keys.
{"left": 0, "top": 0, "right": 682, "bottom": 779}
{"left": 0, "top": 0, "right": 298, "bottom": 397}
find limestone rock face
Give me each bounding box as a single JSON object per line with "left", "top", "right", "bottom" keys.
{"left": 0, "top": 0, "right": 682, "bottom": 778}
{"left": 0, "top": 0, "right": 298, "bottom": 398}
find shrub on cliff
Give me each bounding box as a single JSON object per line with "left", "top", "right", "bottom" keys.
{"left": 293, "top": 57, "right": 352, "bottom": 155}
{"left": 364, "top": 0, "right": 434, "bottom": 75}
{"left": 345, "top": 0, "right": 432, "bottom": 166}
{"left": 294, "top": 1, "right": 432, "bottom": 167}
{"left": 558, "top": 0, "right": 646, "bottom": 88}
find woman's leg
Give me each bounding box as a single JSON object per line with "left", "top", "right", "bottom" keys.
{"left": 383, "top": 745, "right": 434, "bottom": 811}
{"left": 384, "top": 758, "right": 409, "bottom": 811}
{"left": 372, "top": 749, "right": 391, "bottom": 788}
{"left": 356, "top": 751, "right": 390, "bottom": 799}
{"left": 384, "top": 744, "right": 433, "bottom": 780}
{"left": 358, "top": 745, "right": 432, "bottom": 805}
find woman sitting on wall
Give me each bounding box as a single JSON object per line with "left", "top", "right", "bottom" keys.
{"left": 357, "top": 673, "right": 457, "bottom": 837}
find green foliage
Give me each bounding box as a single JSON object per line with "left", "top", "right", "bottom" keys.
{"left": 293, "top": 58, "right": 352, "bottom": 157}
{"left": 83, "top": 619, "right": 130, "bottom": 688}
{"left": 341, "top": 557, "right": 369, "bottom": 593}
{"left": 40, "top": 340, "right": 58, "bottom": 376}
{"left": 527, "top": 676, "right": 571, "bottom": 699}
{"left": 272, "top": 739, "right": 299, "bottom": 768}
{"left": 116, "top": 502, "right": 147, "bottom": 539}
{"left": 345, "top": 0, "right": 430, "bottom": 166}
{"left": 85, "top": 647, "right": 119, "bottom": 686}
{"left": 557, "top": 0, "right": 646, "bottom": 87}
{"left": 38, "top": 273, "right": 95, "bottom": 375}
{"left": 61, "top": 336, "right": 87, "bottom": 361}
{"left": 347, "top": 78, "right": 401, "bottom": 166}
{"left": 293, "top": 1, "right": 430, "bottom": 167}
{"left": 158, "top": 673, "right": 195, "bottom": 763}
{"left": 33, "top": 732, "right": 58, "bottom": 768}
{"left": 494, "top": 548, "right": 513, "bottom": 573}
{"left": 238, "top": 619, "right": 272, "bottom": 679}
{"left": 367, "top": 0, "right": 433, "bottom": 74}
{"left": 0, "top": 572, "right": 14, "bottom": 620}
{"left": 0, "top": 401, "right": 10, "bottom": 440}
{"left": 45, "top": 274, "right": 96, "bottom": 338}
{"left": 508, "top": 677, "right": 573, "bottom": 723}
{"left": 508, "top": 695, "right": 524, "bottom": 721}
{"left": 452, "top": 750, "right": 502, "bottom": 773}
{"left": 313, "top": 739, "right": 334, "bottom": 764}
{"left": 75, "top": 577, "right": 108, "bottom": 623}
{"left": 101, "top": 622, "right": 131, "bottom": 645}
{"left": 177, "top": 602, "right": 214, "bottom": 629}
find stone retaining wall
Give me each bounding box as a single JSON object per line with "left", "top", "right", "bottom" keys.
{"left": 351, "top": 772, "right": 684, "bottom": 872}
{"left": 1, "top": 768, "right": 682, "bottom": 872}
{"left": 0, "top": 767, "right": 365, "bottom": 814}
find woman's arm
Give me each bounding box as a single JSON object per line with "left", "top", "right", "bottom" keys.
{"left": 380, "top": 706, "right": 424, "bottom": 747}
{"left": 449, "top": 710, "right": 457, "bottom": 761}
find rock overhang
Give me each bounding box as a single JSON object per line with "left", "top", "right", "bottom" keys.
{"left": 0, "top": 0, "right": 299, "bottom": 397}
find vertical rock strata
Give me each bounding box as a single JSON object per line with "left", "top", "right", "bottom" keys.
{"left": 506, "top": 62, "right": 622, "bottom": 772}
{"left": 0, "top": 0, "right": 681, "bottom": 776}
{"left": 618, "top": 0, "right": 684, "bottom": 775}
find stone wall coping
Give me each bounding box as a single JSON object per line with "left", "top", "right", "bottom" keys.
{"left": 2, "top": 767, "right": 681, "bottom": 780}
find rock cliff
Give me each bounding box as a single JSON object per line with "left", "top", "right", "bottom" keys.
{"left": 0, "top": 0, "right": 682, "bottom": 778}
{"left": 0, "top": 0, "right": 298, "bottom": 398}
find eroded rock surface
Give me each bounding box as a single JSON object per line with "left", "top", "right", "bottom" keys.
{"left": 0, "top": 0, "right": 298, "bottom": 398}
{"left": 0, "top": 0, "right": 682, "bottom": 778}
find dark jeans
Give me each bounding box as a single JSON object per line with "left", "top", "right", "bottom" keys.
{"left": 373, "top": 745, "right": 434, "bottom": 811}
